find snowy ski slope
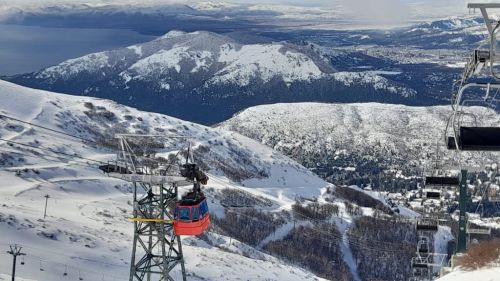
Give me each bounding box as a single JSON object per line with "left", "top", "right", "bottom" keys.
{"left": 0, "top": 80, "right": 329, "bottom": 280}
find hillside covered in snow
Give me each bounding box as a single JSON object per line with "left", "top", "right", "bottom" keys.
{"left": 220, "top": 102, "right": 500, "bottom": 188}
{"left": 0, "top": 79, "right": 334, "bottom": 280}
{"left": 8, "top": 30, "right": 424, "bottom": 124}
{"left": 0, "top": 80, "right": 446, "bottom": 281}
{"left": 438, "top": 267, "right": 500, "bottom": 281}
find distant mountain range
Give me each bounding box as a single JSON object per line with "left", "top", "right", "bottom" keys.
{"left": 8, "top": 30, "right": 433, "bottom": 124}
{"left": 7, "top": 15, "right": 485, "bottom": 125}
{"left": 0, "top": 1, "right": 474, "bottom": 31}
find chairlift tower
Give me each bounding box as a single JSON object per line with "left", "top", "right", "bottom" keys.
{"left": 107, "top": 134, "right": 194, "bottom": 281}
{"left": 446, "top": 3, "right": 500, "bottom": 252}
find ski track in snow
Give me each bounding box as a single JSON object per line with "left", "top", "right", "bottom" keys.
{"left": 256, "top": 220, "right": 311, "bottom": 250}
{"left": 333, "top": 207, "right": 361, "bottom": 281}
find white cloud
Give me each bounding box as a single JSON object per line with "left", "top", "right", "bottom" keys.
{"left": 336, "top": 0, "right": 411, "bottom": 24}
{"left": 0, "top": 0, "right": 481, "bottom": 22}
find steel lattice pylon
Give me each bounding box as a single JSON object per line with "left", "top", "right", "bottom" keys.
{"left": 129, "top": 182, "right": 186, "bottom": 281}
{"left": 107, "top": 134, "right": 192, "bottom": 281}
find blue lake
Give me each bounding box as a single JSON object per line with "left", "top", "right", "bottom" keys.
{"left": 0, "top": 24, "right": 155, "bottom": 76}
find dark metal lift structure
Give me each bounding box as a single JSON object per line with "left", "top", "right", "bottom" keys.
{"left": 446, "top": 3, "right": 500, "bottom": 253}
{"left": 106, "top": 134, "right": 195, "bottom": 281}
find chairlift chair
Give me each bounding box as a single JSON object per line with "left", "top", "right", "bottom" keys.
{"left": 452, "top": 127, "right": 500, "bottom": 151}
{"left": 466, "top": 227, "right": 492, "bottom": 235}
{"left": 416, "top": 217, "right": 438, "bottom": 231}
{"left": 447, "top": 4, "right": 500, "bottom": 150}
{"left": 446, "top": 83, "right": 500, "bottom": 151}
{"left": 466, "top": 220, "right": 492, "bottom": 235}
{"left": 425, "top": 176, "right": 459, "bottom": 186}
{"left": 424, "top": 190, "right": 442, "bottom": 199}
{"left": 417, "top": 237, "right": 430, "bottom": 256}
{"left": 423, "top": 142, "right": 459, "bottom": 202}
{"left": 411, "top": 257, "right": 429, "bottom": 268}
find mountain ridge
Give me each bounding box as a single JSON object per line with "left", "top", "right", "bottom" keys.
{"left": 7, "top": 30, "right": 423, "bottom": 124}
{"left": 219, "top": 102, "right": 500, "bottom": 188}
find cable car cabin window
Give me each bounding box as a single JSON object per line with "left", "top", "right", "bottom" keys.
{"left": 174, "top": 207, "right": 179, "bottom": 219}
{"left": 179, "top": 207, "right": 191, "bottom": 221}
{"left": 200, "top": 201, "right": 208, "bottom": 218}
{"left": 192, "top": 207, "right": 199, "bottom": 221}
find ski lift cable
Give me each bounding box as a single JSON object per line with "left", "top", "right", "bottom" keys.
{"left": 209, "top": 173, "right": 418, "bottom": 234}
{"left": 0, "top": 245, "right": 126, "bottom": 280}
{"left": 207, "top": 177, "right": 417, "bottom": 253}
{"left": 0, "top": 143, "right": 115, "bottom": 177}
{"left": 0, "top": 147, "right": 187, "bottom": 211}
{"left": 0, "top": 137, "right": 108, "bottom": 165}
{"left": 0, "top": 114, "right": 100, "bottom": 145}
{"left": 0, "top": 113, "right": 189, "bottom": 168}
{"left": 0, "top": 150, "right": 101, "bottom": 171}
{"left": 0, "top": 134, "right": 186, "bottom": 176}
{"left": 0, "top": 112, "right": 190, "bottom": 150}
{"left": 0, "top": 118, "right": 445, "bottom": 254}
{"left": 206, "top": 188, "right": 407, "bottom": 253}
{"left": 0, "top": 242, "right": 128, "bottom": 269}
{"left": 220, "top": 207, "right": 414, "bottom": 253}
{"left": 27, "top": 252, "right": 125, "bottom": 279}
{"left": 0, "top": 166, "right": 414, "bottom": 259}
{"left": 205, "top": 228, "right": 400, "bottom": 268}
{"left": 1, "top": 144, "right": 427, "bottom": 253}
{"left": 209, "top": 173, "right": 421, "bottom": 230}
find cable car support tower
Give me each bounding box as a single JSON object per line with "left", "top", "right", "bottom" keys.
{"left": 105, "top": 134, "right": 196, "bottom": 281}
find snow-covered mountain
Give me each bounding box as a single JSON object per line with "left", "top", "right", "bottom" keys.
{"left": 395, "top": 16, "right": 487, "bottom": 47}
{"left": 188, "top": 1, "right": 240, "bottom": 11}
{"left": 220, "top": 102, "right": 500, "bottom": 187}
{"left": 0, "top": 79, "right": 332, "bottom": 280}
{"left": 0, "top": 0, "right": 476, "bottom": 29}
{"left": 34, "top": 30, "right": 332, "bottom": 87}
{"left": 0, "top": 80, "right": 445, "bottom": 281}
{"left": 8, "top": 30, "right": 419, "bottom": 124}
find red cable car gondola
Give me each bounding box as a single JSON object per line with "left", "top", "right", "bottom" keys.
{"left": 173, "top": 192, "right": 210, "bottom": 236}
{"left": 174, "top": 164, "right": 210, "bottom": 236}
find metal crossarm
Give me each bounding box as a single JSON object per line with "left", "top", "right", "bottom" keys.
{"left": 468, "top": 3, "right": 500, "bottom": 35}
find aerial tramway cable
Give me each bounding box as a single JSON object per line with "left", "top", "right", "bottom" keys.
{"left": 0, "top": 114, "right": 422, "bottom": 254}
{"left": 0, "top": 113, "right": 189, "bottom": 168}
{"left": 0, "top": 141, "right": 415, "bottom": 254}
